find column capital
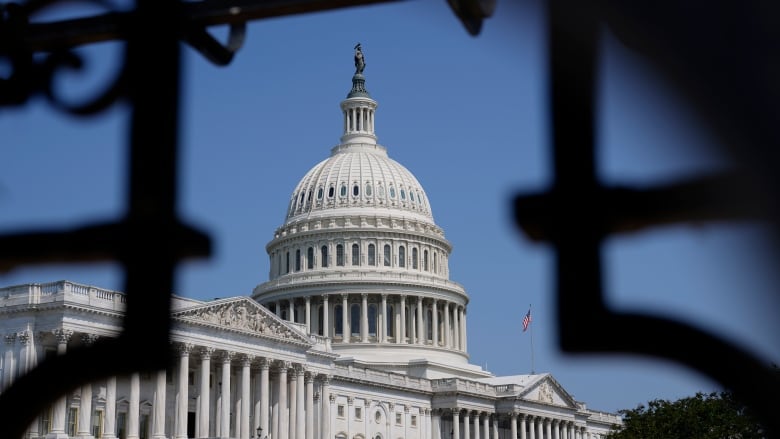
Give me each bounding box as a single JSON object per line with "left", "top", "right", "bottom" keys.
{"left": 276, "top": 359, "right": 292, "bottom": 370}
{"left": 347, "top": 396, "right": 354, "bottom": 405}
{"left": 329, "top": 394, "right": 336, "bottom": 403}
{"left": 305, "top": 296, "right": 311, "bottom": 303}
{"left": 317, "top": 374, "right": 332, "bottom": 385}
{"left": 199, "top": 346, "right": 215, "bottom": 359}
{"left": 17, "top": 330, "right": 32, "bottom": 346}
{"left": 219, "top": 350, "right": 234, "bottom": 363}
{"left": 238, "top": 353, "right": 254, "bottom": 366}
{"left": 399, "top": 294, "right": 406, "bottom": 302}
{"left": 80, "top": 333, "right": 99, "bottom": 346}
{"left": 451, "top": 408, "right": 461, "bottom": 416}
{"left": 52, "top": 328, "right": 72, "bottom": 344}
{"left": 321, "top": 294, "right": 329, "bottom": 301}
{"left": 258, "top": 357, "right": 271, "bottom": 369}
{"left": 551, "top": 419, "right": 558, "bottom": 426}
{"left": 509, "top": 412, "right": 518, "bottom": 420}
{"left": 387, "top": 402, "right": 394, "bottom": 411}
{"left": 304, "top": 371, "right": 315, "bottom": 383}
{"left": 403, "top": 405, "right": 409, "bottom": 413}
{"left": 340, "top": 293, "right": 349, "bottom": 301}
{"left": 380, "top": 293, "right": 388, "bottom": 299}
{"left": 175, "top": 342, "right": 194, "bottom": 356}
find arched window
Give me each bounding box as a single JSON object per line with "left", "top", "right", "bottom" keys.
{"left": 334, "top": 305, "right": 343, "bottom": 336}
{"left": 400, "top": 189, "right": 406, "bottom": 200}
{"left": 427, "top": 309, "right": 433, "bottom": 341}
{"left": 295, "top": 249, "right": 301, "bottom": 272}
{"left": 317, "top": 187, "right": 323, "bottom": 200}
{"left": 307, "top": 247, "right": 314, "bottom": 270}
{"left": 398, "top": 246, "right": 406, "bottom": 268}
{"left": 286, "top": 251, "right": 290, "bottom": 274}
{"left": 423, "top": 250, "right": 428, "bottom": 271}
{"left": 368, "top": 244, "right": 376, "bottom": 266}
{"left": 317, "top": 305, "right": 324, "bottom": 336}
{"left": 351, "top": 304, "right": 361, "bottom": 336}
{"left": 368, "top": 304, "right": 377, "bottom": 336}
{"left": 389, "top": 186, "right": 396, "bottom": 199}
{"left": 340, "top": 184, "right": 347, "bottom": 198}
{"left": 410, "top": 191, "right": 415, "bottom": 202}
{"left": 328, "top": 186, "right": 335, "bottom": 198}
{"left": 433, "top": 252, "right": 437, "bottom": 273}
{"left": 386, "top": 304, "right": 394, "bottom": 336}
{"left": 412, "top": 248, "right": 418, "bottom": 269}
{"left": 321, "top": 246, "right": 329, "bottom": 268}
{"left": 365, "top": 183, "right": 373, "bottom": 197}
{"left": 352, "top": 184, "right": 359, "bottom": 197}
{"left": 337, "top": 244, "right": 345, "bottom": 266}
{"left": 352, "top": 244, "right": 360, "bottom": 266}
{"left": 383, "top": 244, "right": 391, "bottom": 267}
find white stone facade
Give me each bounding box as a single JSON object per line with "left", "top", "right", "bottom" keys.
{"left": 0, "top": 67, "right": 620, "bottom": 439}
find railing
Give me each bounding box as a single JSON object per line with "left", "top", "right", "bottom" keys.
{"left": 256, "top": 269, "right": 466, "bottom": 295}
{"left": 0, "top": 281, "right": 128, "bottom": 311}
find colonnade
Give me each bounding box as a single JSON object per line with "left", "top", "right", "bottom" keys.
{"left": 442, "top": 410, "right": 597, "bottom": 439}
{"left": 265, "top": 293, "right": 467, "bottom": 351}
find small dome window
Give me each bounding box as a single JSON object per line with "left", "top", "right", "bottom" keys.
{"left": 340, "top": 184, "right": 347, "bottom": 198}
{"left": 352, "top": 184, "right": 360, "bottom": 197}
{"left": 377, "top": 185, "right": 385, "bottom": 198}
{"left": 389, "top": 186, "right": 396, "bottom": 199}
{"left": 328, "top": 186, "right": 335, "bottom": 198}
{"left": 317, "top": 187, "right": 324, "bottom": 200}
{"left": 410, "top": 191, "right": 415, "bottom": 202}
{"left": 400, "top": 189, "right": 406, "bottom": 200}
{"left": 299, "top": 192, "right": 305, "bottom": 205}
{"left": 365, "top": 183, "right": 373, "bottom": 197}
{"left": 307, "top": 190, "right": 312, "bottom": 204}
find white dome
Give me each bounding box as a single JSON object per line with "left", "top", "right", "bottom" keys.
{"left": 285, "top": 143, "right": 434, "bottom": 225}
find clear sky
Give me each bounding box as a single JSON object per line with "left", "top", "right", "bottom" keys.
{"left": 1, "top": 0, "right": 779, "bottom": 415}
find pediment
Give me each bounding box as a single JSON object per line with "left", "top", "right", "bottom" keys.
{"left": 172, "top": 297, "right": 312, "bottom": 345}
{"left": 519, "top": 374, "right": 578, "bottom": 408}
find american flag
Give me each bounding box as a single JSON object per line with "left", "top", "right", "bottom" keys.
{"left": 522, "top": 308, "right": 532, "bottom": 332}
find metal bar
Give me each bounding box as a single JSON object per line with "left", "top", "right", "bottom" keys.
{"left": 24, "top": 0, "right": 401, "bottom": 51}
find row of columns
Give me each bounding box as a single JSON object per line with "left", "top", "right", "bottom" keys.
{"left": 444, "top": 410, "right": 594, "bottom": 439}
{"left": 268, "top": 293, "right": 467, "bottom": 351}
{"left": 343, "top": 105, "right": 375, "bottom": 134}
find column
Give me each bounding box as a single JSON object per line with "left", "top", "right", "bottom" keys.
{"left": 380, "top": 294, "right": 387, "bottom": 343}
{"left": 199, "top": 347, "right": 214, "bottom": 438}
{"left": 271, "top": 370, "right": 279, "bottom": 439}
{"left": 510, "top": 413, "right": 517, "bottom": 439}
{"left": 519, "top": 415, "right": 526, "bottom": 439}
{"left": 535, "top": 417, "right": 543, "bottom": 439}
{"left": 3, "top": 334, "right": 16, "bottom": 390}
{"left": 277, "top": 363, "right": 289, "bottom": 439}
{"left": 176, "top": 344, "right": 193, "bottom": 439}
{"left": 77, "top": 334, "right": 99, "bottom": 439}
{"left": 527, "top": 416, "right": 534, "bottom": 439}
{"left": 320, "top": 376, "right": 331, "bottom": 439}
{"left": 443, "top": 303, "right": 451, "bottom": 348}
{"left": 482, "top": 413, "right": 489, "bottom": 439}
{"left": 288, "top": 300, "right": 295, "bottom": 323}
{"left": 567, "top": 422, "right": 573, "bottom": 439}
{"left": 305, "top": 373, "right": 314, "bottom": 439}
{"left": 552, "top": 420, "right": 559, "bottom": 439}
{"left": 259, "top": 358, "right": 270, "bottom": 436}
{"left": 305, "top": 297, "right": 312, "bottom": 334}
{"left": 296, "top": 367, "right": 305, "bottom": 439}
{"left": 322, "top": 295, "right": 330, "bottom": 338}
{"left": 416, "top": 297, "right": 424, "bottom": 344}
{"left": 452, "top": 409, "right": 461, "bottom": 439}
{"left": 341, "top": 294, "right": 350, "bottom": 343}
{"left": 220, "top": 352, "right": 233, "bottom": 439}
{"left": 461, "top": 309, "right": 468, "bottom": 351}
{"left": 463, "top": 412, "right": 471, "bottom": 439}
{"left": 453, "top": 307, "right": 460, "bottom": 350}
{"left": 275, "top": 301, "right": 281, "bottom": 317}
{"left": 432, "top": 409, "right": 441, "bottom": 439}
{"left": 432, "top": 300, "right": 439, "bottom": 346}
{"left": 128, "top": 373, "right": 140, "bottom": 439}
{"left": 288, "top": 368, "right": 297, "bottom": 439}
{"left": 239, "top": 355, "right": 253, "bottom": 439}
{"left": 152, "top": 369, "right": 167, "bottom": 439}
{"left": 472, "top": 413, "right": 480, "bottom": 439}
{"left": 104, "top": 376, "right": 117, "bottom": 439}
{"left": 360, "top": 293, "right": 369, "bottom": 342}
{"left": 492, "top": 415, "right": 499, "bottom": 439}
{"left": 399, "top": 296, "right": 407, "bottom": 344}
{"left": 47, "top": 329, "right": 72, "bottom": 439}
{"left": 545, "top": 419, "right": 552, "bottom": 439}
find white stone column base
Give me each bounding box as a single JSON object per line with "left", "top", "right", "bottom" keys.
{"left": 45, "top": 433, "right": 70, "bottom": 439}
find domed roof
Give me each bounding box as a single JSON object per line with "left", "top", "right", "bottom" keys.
{"left": 285, "top": 143, "right": 434, "bottom": 224}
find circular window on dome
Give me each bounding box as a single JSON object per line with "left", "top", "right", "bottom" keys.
{"left": 400, "top": 189, "right": 406, "bottom": 200}
{"left": 389, "top": 186, "right": 396, "bottom": 199}
{"left": 317, "top": 187, "right": 324, "bottom": 200}
{"left": 340, "top": 184, "right": 347, "bottom": 198}
{"left": 352, "top": 184, "right": 360, "bottom": 197}
{"left": 365, "top": 183, "right": 373, "bottom": 197}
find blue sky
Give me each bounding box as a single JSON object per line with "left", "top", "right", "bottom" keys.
{"left": 1, "top": 0, "right": 779, "bottom": 414}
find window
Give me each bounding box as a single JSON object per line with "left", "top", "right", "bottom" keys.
{"left": 433, "top": 252, "right": 437, "bottom": 273}
{"left": 355, "top": 406, "right": 362, "bottom": 420}
{"left": 423, "top": 250, "right": 428, "bottom": 271}
{"left": 411, "top": 415, "right": 417, "bottom": 427}
{"left": 67, "top": 407, "right": 78, "bottom": 437}
{"left": 317, "top": 187, "right": 323, "bottom": 199}
{"left": 410, "top": 191, "right": 415, "bottom": 202}
{"left": 396, "top": 413, "right": 402, "bottom": 425}
{"left": 337, "top": 405, "right": 345, "bottom": 418}
{"left": 307, "top": 190, "right": 312, "bottom": 205}
{"left": 307, "top": 247, "right": 314, "bottom": 269}
{"left": 375, "top": 411, "right": 382, "bottom": 423}
{"left": 389, "top": 186, "right": 396, "bottom": 199}
{"left": 427, "top": 309, "right": 433, "bottom": 341}
{"left": 352, "top": 244, "right": 360, "bottom": 266}
{"left": 337, "top": 244, "right": 344, "bottom": 266}
{"left": 116, "top": 412, "right": 127, "bottom": 439}
{"left": 383, "top": 244, "right": 391, "bottom": 267}
{"left": 365, "top": 183, "right": 373, "bottom": 197}
{"left": 317, "top": 305, "right": 324, "bottom": 335}
{"left": 295, "top": 249, "right": 301, "bottom": 272}
{"left": 335, "top": 305, "right": 343, "bottom": 336}
{"left": 351, "top": 304, "right": 360, "bottom": 336}
{"left": 412, "top": 248, "right": 418, "bottom": 269}
{"left": 321, "top": 246, "right": 329, "bottom": 268}
{"left": 189, "top": 371, "right": 195, "bottom": 385}
{"left": 328, "top": 186, "right": 335, "bottom": 198}
{"left": 286, "top": 251, "right": 290, "bottom": 274}
{"left": 368, "top": 244, "right": 376, "bottom": 266}
{"left": 340, "top": 184, "right": 347, "bottom": 198}
{"left": 38, "top": 408, "right": 52, "bottom": 434}
{"left": 378, "top": 185, "right": 385, "bottom": 198}
{"left": 398, "top": 246, "right": 405, "bottom": 268}
{"left": 352, "top": 184, "right": 360, "bottom": 197}
{"left": 368, "top": 304, "right": 377, "bottom": 336}
{"left": 400, "top": 189, "right": 406, "bottom": 200}
{"left": 92, "top": 409, "right": 104, "bottom": 438}
{"left": 386, "top": 304, "right": 394, "bottom": 336}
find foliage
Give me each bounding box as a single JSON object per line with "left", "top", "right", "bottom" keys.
{"left": 606, "top": 391, "right": 764, "bottom": 439}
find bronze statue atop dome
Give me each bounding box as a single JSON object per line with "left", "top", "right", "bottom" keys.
{"left": 354, "top": 43, "right": 365, "bottom": 75}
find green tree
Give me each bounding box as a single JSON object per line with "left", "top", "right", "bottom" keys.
{"left": 607, "top": 392, "right": 764, "bottom": 439}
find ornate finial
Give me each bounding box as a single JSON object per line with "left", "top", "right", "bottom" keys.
{"left": 348, "top": 43, "right": 370, "bottom": 98}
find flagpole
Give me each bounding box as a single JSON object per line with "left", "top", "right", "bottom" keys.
{"left": 529, "top": 304, "right": 535, "bottom": 374}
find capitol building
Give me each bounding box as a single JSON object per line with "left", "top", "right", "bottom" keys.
{"left": 0, "top": 50, "right": 620, "bottom": 439}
